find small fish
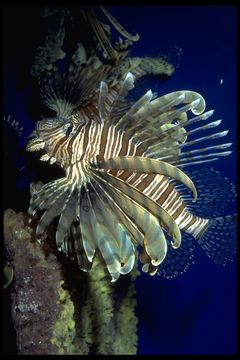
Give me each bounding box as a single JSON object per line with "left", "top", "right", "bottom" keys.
{"left": 27, "top": 7, "right": 236, "bottom": 282}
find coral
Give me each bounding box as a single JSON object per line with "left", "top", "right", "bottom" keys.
{"left": 73, "top": 255, "right": 139, "bottom": 355}
{"left": 50, "top": 281, "right": 76, "bottom": 354}
{"left": 87, "top": 255, "right": 116, "bottom": 354}
{"left": 4, "top": 209, "right": 139, "bottom": 355}
{"left": 73, "top": 302, "right": 93, "bottom": 354}
{"left": 113, "top": 267, "right": 139, "bottom": 354}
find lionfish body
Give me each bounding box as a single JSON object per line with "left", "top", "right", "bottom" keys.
{"left": 27, "top": 7, "right": 236, "bottom": 281}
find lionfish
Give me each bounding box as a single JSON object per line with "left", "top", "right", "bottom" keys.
{"left": 27, "top": 6, "right": 236, "bottom": 282}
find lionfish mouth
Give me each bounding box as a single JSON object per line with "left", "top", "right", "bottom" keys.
{"left": 26, "top": 136, "right": 45, "bottom": 152}
{"left": 27, "top": 137, "right": 60, "bottom": 165}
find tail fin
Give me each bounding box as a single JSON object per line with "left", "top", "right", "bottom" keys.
{"left": 198, "top": 215, "right": 236, "bottom": 265}
{"left": 185, "top": 167, "right": 236, "bottom": 218}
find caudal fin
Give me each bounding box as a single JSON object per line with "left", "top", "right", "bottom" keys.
{"left": 198, "top": 215, "right": 236, "bottom": 265}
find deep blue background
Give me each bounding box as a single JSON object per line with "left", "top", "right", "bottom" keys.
{"left": 4, "top": 5, "right": 237, "bottom": 355}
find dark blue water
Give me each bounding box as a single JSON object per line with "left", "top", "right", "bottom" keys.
{"left": 4, "top": 5, "right": 237, "bottom": 355}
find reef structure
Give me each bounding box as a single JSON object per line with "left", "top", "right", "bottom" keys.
{"left": 4, "top": 208, "right": 138, "bottom": 355}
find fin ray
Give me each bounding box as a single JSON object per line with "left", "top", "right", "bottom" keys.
{"left": 198, "top": 215, "right": 236, "bottom": 265}
{"left": 96, "top": 156, "right": 197, "bottom": 202}
{"left": 157, "top": 233, "right": 195, "bottom": 279}
{"left": 92, "top": 169, "right": 181, "bottom": 249}
{"left": 93, "top": 172, "right": 168, "bottom": 267}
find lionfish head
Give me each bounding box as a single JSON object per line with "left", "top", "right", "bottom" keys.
{"left": 26, "top": 115, "right": 84, "bottom": 168}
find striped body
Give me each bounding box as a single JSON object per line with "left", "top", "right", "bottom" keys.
{"left": 34, "top": 103, "right": 209, "bottom": 241}
{"left": 27, "top": 68, "right": 235, "bottom": 281}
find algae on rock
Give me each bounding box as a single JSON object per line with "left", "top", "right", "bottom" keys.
{"left": 4, "top": 209, "right": 139, "bottom": 355}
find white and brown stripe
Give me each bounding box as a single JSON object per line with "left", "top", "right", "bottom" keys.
{"left": 37, "top": 92, "right": 209, "bottom": 240}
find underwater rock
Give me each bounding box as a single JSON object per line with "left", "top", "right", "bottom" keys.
{"left": 4, "top": 209, "right": 138, "bottom": 355}
{"left": 4, "top": 209, "right": 66, "bottom": 354}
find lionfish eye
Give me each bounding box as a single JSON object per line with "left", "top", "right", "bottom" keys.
{"left": 64, "top": 122, "right": 73, "bottom": 136}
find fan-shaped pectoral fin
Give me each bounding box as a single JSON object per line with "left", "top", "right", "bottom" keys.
{"left": 92, "top": 168, "right": 182, "bottom": 250}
